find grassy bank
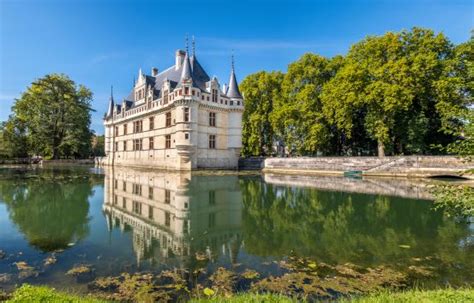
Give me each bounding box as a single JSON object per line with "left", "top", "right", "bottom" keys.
{"left": 343, "top": 288, "right": 474, "bottom": 302}
{"left": 192, "top": 289, "right": 474, "bottom": 302}
{"left": 3, "top": 285, "right": 473, "bottom": 302}
{"left": 3, "top": 284, "right": 109, "bottom": 303}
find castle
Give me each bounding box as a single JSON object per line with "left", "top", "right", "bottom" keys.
{"left": 102, "top": 44, "right": 243, "bottom": 170}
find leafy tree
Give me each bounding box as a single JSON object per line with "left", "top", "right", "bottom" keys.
{"left": 240, "top": 71, "right": 284, "bottom": 156}
{"left": 5, "top": 74, "right": 93, "bottom": 159}
{"left": 271, "top": 54, "right": 343, "bottom": 155}
{"left": 443, "top": 35, "right": 474, "bottom": 157}
{"left": 1, "top": 120, "right": 29, "bottom": 158}
{"left": 322, "top": 32, "right": 416, "bottom": 156}
{"left": 321, "top": 28, "right": 469, "bottom": 156}
{"left": 91, "top": 134, "right": 105, "bottom": 157}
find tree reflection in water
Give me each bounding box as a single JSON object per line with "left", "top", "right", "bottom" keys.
{"left": 0, "top": 167, "right": 94, "bottom": 252}
{"left": 240, "top": 176, "right": 473, "bottom": 278}
{"left": 0, "top": 166, "right": 471, "bottom": 291}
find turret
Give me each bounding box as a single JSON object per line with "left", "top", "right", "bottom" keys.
{"left": 226, "top": 55, "right": 242, "bottom": 99}
{"left": 105, "top": 86, "right": 114, "bottom": 119}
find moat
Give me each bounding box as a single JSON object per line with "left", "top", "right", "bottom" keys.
{"left": 0, "top": 166, "right": 472, "bottom": 301}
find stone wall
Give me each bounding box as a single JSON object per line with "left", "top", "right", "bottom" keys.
{"left": 264, "top": 173, "right": 434, "bottom": 200}
{"left": 262, "top": 156, "right": 474, "bottom": 178}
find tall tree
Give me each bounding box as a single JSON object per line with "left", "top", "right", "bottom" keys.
{"left": 6, "top": 74, "right": 93, "bottom": 159}
{"left": 271, "top": 54, "right": 343, "bottom": 155}
{"left": 442, "top": 33, "right": 474, "bottom": 157}
{"left": 91, "top": 134, "right": 105, "bottom": 157}
{"left": 1, "top": 120, "right": 29, "bottom": 158}
{"left": 322, "top": 28, "right": 467, "bottom": 156}
{"left": 323, "top": 32, "right": 414, "bottom": 156}
{"left": 240, "top": 71, "right": 284, "bottom": 156}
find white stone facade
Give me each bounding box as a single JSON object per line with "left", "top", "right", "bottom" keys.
{"left": 102, "top": 48, "right": 244, "bottom": 170}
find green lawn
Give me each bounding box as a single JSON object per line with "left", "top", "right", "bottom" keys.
{"left": 4, "top": 285, "right": 473, "bottom": 302}
{"left": 191, "top": 289, "right": 474, "bottom": 303}
{"left": 342, "top": 288, "right": 474, "bottom": 303}
{"left": 190, "top": 293, "right": 299, "bottom": 303}
{"left": 5, "top": 284, "right": 109, "bottom": 303}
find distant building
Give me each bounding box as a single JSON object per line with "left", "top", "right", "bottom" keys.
{"left": 102, "top": 45, "right": 243, "bottom": 170}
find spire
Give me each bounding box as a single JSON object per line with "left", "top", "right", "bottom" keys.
{"left": 106, "top": 85, "right": 115, "bottom": 119}
{"left": 231, "top": 51, "right": 235, "bottom": 71}
{"left": 185, "top": 34, "right": 189, "bottom": 54}
{"left": 181, "top": 53, "right": 192, "bottom": 80}
{"left": 178, "top": 51, "right": 197, "bottom": 87}
{"left": 226, "top": 53, "right": 242, "bottom": 99}
{"left": 192, "top": 35, "right": 196, "bottom": 57}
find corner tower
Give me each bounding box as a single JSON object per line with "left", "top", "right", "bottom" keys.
{"left": 226, "top": 55, "right": 244, "bottom": 159}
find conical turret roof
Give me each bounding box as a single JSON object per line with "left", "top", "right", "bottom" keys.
{"left": 106, "top": 87, "right": 114, "bottom": 119}
{"left": 178, "top": 52, "right": 198, "bottom": 88}
{"left": 227, "top": 68, "right": 242, "bottom": 99}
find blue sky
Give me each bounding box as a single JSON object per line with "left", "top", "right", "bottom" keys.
{"left": 1, "top": 0, "right": 472, "bottom": 135}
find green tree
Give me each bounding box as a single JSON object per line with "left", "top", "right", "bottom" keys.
{"left": 91, "top": 134, "right": 105, "bottom": 157}
{"left": 443, "top": 34, "right": 474, "bottom": 157}
{"left": 240, "top": 71, "right": 284, "bottom": 156}
{"left": 271, "top": 54, "right": 343, "bottom": 155}
{"left": 322, "top": 32, "right": 415, "bottom": 156}
{"left": 1, "top": 119, "right": 29, "bottom": 158}
{"left": 6, "top": 74, "right": 93, "bottom": 159}
{"left": 322, "top": 28, "right": 469, "bottom": 156}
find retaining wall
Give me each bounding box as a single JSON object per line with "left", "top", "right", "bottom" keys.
{"left": 261, "top": 156, "right": 473, "bottom": 178}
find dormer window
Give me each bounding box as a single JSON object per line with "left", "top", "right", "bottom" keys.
{"left": 184, "top": 87, "right": 189, "bottom": 95}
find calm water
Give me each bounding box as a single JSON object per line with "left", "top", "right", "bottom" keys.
{"left": 0, "top": 165, "right": 472, "bottom": 293}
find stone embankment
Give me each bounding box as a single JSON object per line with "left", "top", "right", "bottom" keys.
{"left": 240, "top": 156, "right": 473, "bottom": 178}
{"left": 263, "top": 173, "right": 434, "bottom": 200}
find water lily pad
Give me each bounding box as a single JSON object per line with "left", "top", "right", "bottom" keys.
{"left": 203, "top": 287, "right": 215, "bottom": 297}
{"left": 308, "top": 262, "right": 317, "bottom": 269}
{"left": 241, "top": 269, "right": 260, "bottom": 280}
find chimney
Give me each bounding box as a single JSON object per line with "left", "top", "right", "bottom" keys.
{"left": 175, "top": 50, "right": 186, "bottom": 70}
{"left": 151, "top": 67, "right": 158, "bottom": 77}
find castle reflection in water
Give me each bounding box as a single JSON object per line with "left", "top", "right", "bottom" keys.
{"left": 101, "top": 166, "right": 438, "bottom": 267}
{"left": 102, "top": 167, "right": 242, "bottom": 266}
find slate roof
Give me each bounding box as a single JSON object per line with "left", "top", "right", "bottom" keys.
{"left": 106, "top": 94, "right": 114, "bottom": 119}
{"left": 227, "top": 69, "right": 242, "bottom": 99}
{"left": 177, "top": 53, "right": 198, "bottom": 88}
{"left": 124, "top": 53, "right": 212, "bottom": 105}
{"left": 111, "top": 51, "right": 240, "bottom": 115}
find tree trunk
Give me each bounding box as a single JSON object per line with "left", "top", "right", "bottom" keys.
{"left": 377, "top": 139, "right": 385, "bottom": 157}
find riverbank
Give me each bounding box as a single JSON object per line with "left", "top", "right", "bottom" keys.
{"left": 3, "top": 285, "right": 473, "bottom": 302}
{"left": 240, "top": 156, "right": 474, "bottom": 179}
{"left": 0, "top": 159, "right": 95, "bottom": 166}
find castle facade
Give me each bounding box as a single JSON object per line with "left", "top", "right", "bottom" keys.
{"left": 102, "top": 47, "right": 243, "bottom": 170}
